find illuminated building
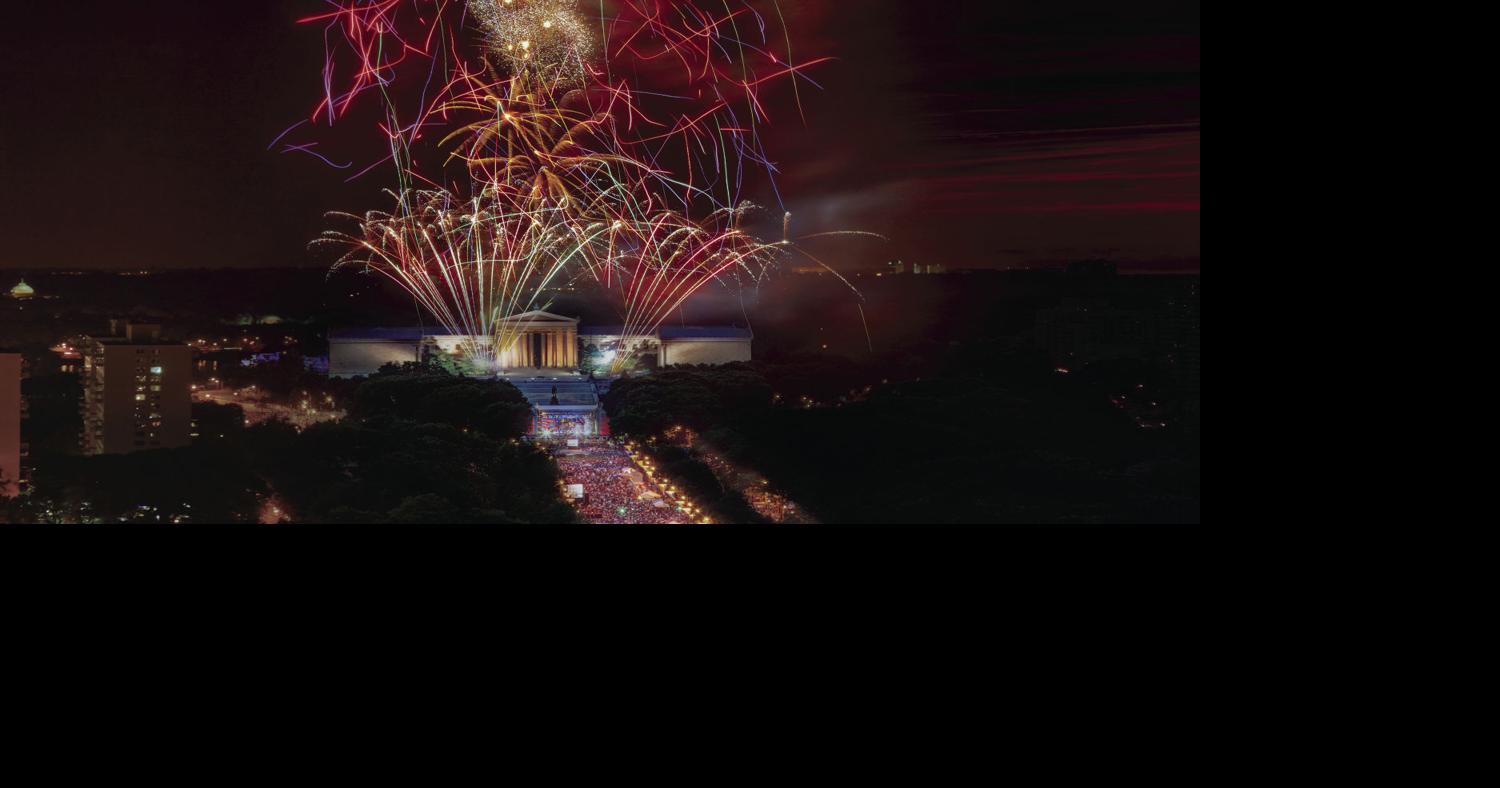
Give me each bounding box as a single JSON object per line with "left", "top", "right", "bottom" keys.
{"left": 518, "top": 378, "right": 603, "bottom": 437}
{"left": 330, "top": 311, "right": 579, "bottom": 377}
{"left": 575, "top": 325, "right": 752, "bottom": 370}
{"left": 51, "top": 342, "right": 82, "bottom": 375}
{"left": 79, "top": 321, "right": 192, "bottom": 455}
{"left": 7, "top": 280, "right": 35, "bottom": 300}
{"left": 491, "top": 312, "right": 579, "bottom": 370}
{"left": 330, "top": 312, "right": 751, "bottom": 378}
{"left": 658, "top": 327, "right": 753, "bottom": 366}
{"left": 1, "top": 353, "right": 24, "bottom": 497}
{"left": 328, "top": 314, "right": 751, "bottom": 438}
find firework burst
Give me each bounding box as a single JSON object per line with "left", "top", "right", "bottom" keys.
{"left": 469, "top": 0, "right": 596, "bottom": 87}
{"left": 317, "top": 186, "right": 602, "bottom": 371}
{"left": 296, "top": 1, "right": 862, "bottom": 374}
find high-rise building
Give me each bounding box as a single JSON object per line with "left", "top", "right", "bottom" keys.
{"left": 80, "top": 322, "right": 192, "bottom": 456}
{"left": 1, "top": 353, "right": 24, "bottom": 497}
{"left": 51, "top": 342, "right": 83, "bottom": 375}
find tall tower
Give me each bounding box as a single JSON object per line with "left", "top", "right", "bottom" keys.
{"left": 80, "top": 322, "right": 192, "bottom": 455}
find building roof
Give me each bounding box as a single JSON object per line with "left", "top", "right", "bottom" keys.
{"left": 8, "top": 280, "right": 35, "bottom": 298}
{"left": 659, "top": 326, "right": 753, "bottom": 341}
{"left": 497, "top": 310, "right": 579, "bottom": 326}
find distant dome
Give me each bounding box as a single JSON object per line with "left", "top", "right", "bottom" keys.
{"left": 8, "top": 279, "right": 35, "bottom": 299}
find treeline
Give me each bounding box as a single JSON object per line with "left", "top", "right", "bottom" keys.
{"left": 635, "top": 444, "right": 768, "bottom": 525}
{"left": 603, "top": 346, "right": 1200, "bottom": 524}
{"left": 8, "top": 365, "right": 575, "bottom": 524}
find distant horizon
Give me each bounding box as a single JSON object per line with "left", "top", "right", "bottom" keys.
{"left": 1, "top": 1, "right": 1198, "bottom": 274}
{"left": 2, "top": 257, "right": 1200, "bottom": 276}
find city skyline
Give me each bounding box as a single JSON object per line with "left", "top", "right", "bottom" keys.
{"left": 2, "top": 2, "right": 1200, "bottom": 525}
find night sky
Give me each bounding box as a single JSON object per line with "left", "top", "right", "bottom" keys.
{"left": 0, "top": 1, "right": 1199, "bottom": 272}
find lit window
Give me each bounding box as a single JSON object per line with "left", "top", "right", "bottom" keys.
{"left": 134, "top": 394, "right": 147, "bottom": 401}
{"left": 150, "top": 366, "right": 163, "bottom": 375}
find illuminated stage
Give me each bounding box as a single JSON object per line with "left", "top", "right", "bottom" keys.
{"left": 507, "top": 375, "right": 604, "bottom": 437}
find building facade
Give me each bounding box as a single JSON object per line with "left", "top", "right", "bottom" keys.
{"left": 658, "top": 327, "right": 753, "bottom": 366}
{"left": 331, "top": 312, "right": 750, "bottom": 378}
{"left": 327, "top": 327, "right": 425, "bottom": 378}
{"left": 423, "top": 312, "right": 580, "bottom": 370}
{"left": 80, "top": 322, "right": 192, "bottom": 455}
{"left": 1, "top": 353, "right": 23, "bottom": 497}
{"left": 327, "top": 316, "right": 752, "bottom": 439}
{"left": 496, "top": 312, "right": 579, "bottom": 369}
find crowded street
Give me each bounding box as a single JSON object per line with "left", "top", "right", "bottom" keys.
{"left": 552, "top": 439, "right": 709, "bottom": 525}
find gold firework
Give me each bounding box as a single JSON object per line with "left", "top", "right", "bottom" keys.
{"left": 469, "top": 0, "right": 595, "bottom": 86}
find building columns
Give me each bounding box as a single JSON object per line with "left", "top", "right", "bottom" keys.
{"left": 493, "top": 321, "right": 580, "bottom": 370}
{"left": 518, "top": 330, "right": 572, "bottom": 368}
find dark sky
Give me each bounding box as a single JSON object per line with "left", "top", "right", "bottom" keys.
{"left": 0, "top": 1, "right": 1199, "bottom": 272}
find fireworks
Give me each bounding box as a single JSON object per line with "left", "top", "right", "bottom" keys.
{"left": 437, "top": 71, "right": 646, "bottom": 214}
{"left": 469, "top": 0, "right": 596, "bottom": 87}
{"left": 297, "top": 2, "right": 855, "bottom": 373}
{"left": 296, "top": 1, "right": 831, "bottom": 208}
{"left": 317, "top": 186, "right": 599, "bottom": 371}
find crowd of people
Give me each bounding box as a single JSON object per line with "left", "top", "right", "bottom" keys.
{"left": 553, "top": 439, "right": 690, "bottom": 525}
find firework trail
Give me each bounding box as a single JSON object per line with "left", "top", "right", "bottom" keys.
{"left": 318, "top": 183, "right": 629, "bottom": 369}
{"left": 295, "top": 1, "right": 860, "bottom": 370}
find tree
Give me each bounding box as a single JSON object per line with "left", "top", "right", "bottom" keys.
{"left": 26, "top": 443, "right": 267, "bottom": 523}
{"left": 601, "top": 351, "right": 1199, "bottom": 523}
{"left": 192, "top": 402, "right": 245, "bottom": 441}
{"left": 236, "top": 370, "right": 576, "bottom": 524}
{"left": 604, "top": 366, "right": 772, "bottom": 438}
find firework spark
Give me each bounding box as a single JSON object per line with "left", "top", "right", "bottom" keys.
{"left": 296, "top": 2, "right": 863, "bottom": 374}
{"left": 317, "top": 187, "right": 600, "bottom": 370}
{"left": 469, "top": 0, "right": 596, "bottom": 87}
